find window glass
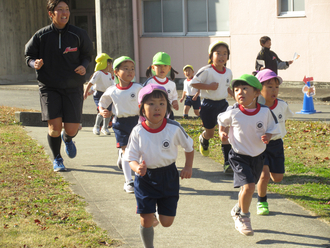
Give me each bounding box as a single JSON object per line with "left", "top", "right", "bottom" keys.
{"left": 281, "top": 0, "right": 290, "bottom": 11}
{"left": 144, "top": 0, "right": 162, "bottom": 32}
{"left": 208, "top": 0, "right": 229, "bottom": 32}
{"left": 293, "top": 0, "right": 305, "bottom": 11}
{"left": 187, "top": 0, "right": 207, "bottom": 32}
{"left": 163, "top": 0, "right": 183, "bottom": 32}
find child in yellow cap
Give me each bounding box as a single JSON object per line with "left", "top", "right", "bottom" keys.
{"left": 84, "top": 53, "right": 114, "bottom": 135}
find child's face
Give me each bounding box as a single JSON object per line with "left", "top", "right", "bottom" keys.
{"left": 183, "top": 68, "right": 194, "bottom": 79}
{"left": 49, "top": 1, "right": 70, "bottom": 29}
{"left": 262, "top": 40, "right": 271, "bottom": 49}
{"left": 152, "top": 64, "right": 171, "bottom": 79}
{"left": 115, "top": 61, "right": 135, "bottom": 83}
{"left": 234, "top": 84, "right": 260, "bottom": 109}
{"left": 261, "top": 78, "right": 279, "bottom": 103}
{"left": 211, "top": 45, "right": 228, "bottom": 69}
{"left": 142, "top": 95, "right": 167, "bottom": 127}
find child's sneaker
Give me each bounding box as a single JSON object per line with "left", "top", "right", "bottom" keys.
{"left": 199, "top": 134, "right": 209, "bottom": 156}
{"left": 101, "top": 127, "right": 111, "bottom": 135}
{"left": 183, "top": 114, "right": 189, "bottom": 119}
{"left": 231, "top": 203, "right": 240, "bottom": 220}
{"left": 53, "top": 157, "right": 66, "bottom": 172}
{"left": 235, "top": 215, "right": 254, "bottom": 236}
{"left": 61, "top": 130, "right": 77, "bottom": 158}
{"left": 124, "top": 180, "right": 134, "bottom": 193}
{"left": 93, "top": 126, "right": 100, "bottom": 135}
{"left": 223, "top": 162, "right": 233, "bottom": 174}
{"left": 117, "top": 149, "right": 123, "bottom": 170}
{"left": 257, "top": 202, "right": 269, "bottom": 215}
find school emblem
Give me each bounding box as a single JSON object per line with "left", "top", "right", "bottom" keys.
{"left": 130, "top": 93, "right": 136, "bottom": 98}
{"left": 256, "top": 121, "right": 264, "bottom": 130}
{"left": 162, "top": 139, "right": 170, "bottom": 149}
{"left": 278, "top": 114, "right": 283, "bottom": 120}
{"left": 167, "top": 89, "right": 171, "bottom": 94}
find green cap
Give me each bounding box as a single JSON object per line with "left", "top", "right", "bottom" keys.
{"left": 94, "top": 53, "right": 112, "bottom": 71}
{"left": 113, "top": 56, "right": 135, "bottom": 70}
{"left": 231, "top": 74, "right": 262, "bottom": 90}
{"left": 183, "top": 65, "right": 194, "bottom": 71}
{"left": 152, "top": 52, "right": 171, "bottom": 65}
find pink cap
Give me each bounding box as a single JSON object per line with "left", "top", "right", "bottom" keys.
{"left": 138, "top": 84, "right": 167, "bottom": 104}
{"left": 256, "top": 69, "right": 283, "bottom": 85}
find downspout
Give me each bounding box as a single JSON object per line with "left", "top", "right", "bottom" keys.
{"left": 132, "top": 0, "right": 140, "bottom": 82}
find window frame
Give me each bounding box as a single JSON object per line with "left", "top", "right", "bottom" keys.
{"left": 278, "top": 0, "right": 306, "bottom": 18}
{"left": 141, "top": 0, "right": 230, "bottom": 37}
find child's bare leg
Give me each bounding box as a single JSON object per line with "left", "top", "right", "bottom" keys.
{"left": 159, "top": 215, "right": 175, "bottom": 227}
{"left": 193, "top": 109, "right": 200, "bottom": 117}
{"left": 257, "top": 165, "right": 270, "bottom": 198}
{"left": 183, "top": 106, "right": 190, "bottom": 118}
{"left": 140, "top": 214, "right": 154, "bottom": 248}
{"left": 270, "top": 172, "right": 283, "bottom": 183}
{"left": 203, "top": 127, "right": 215, "bottom": 140}
{"left": 239, "top": 183, "right": 255, "bottom": 215}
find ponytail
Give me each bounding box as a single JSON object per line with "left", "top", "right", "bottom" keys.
{"left": 169, "top": 68, "right": 178, "bottom": 81}
{"left": 146, "top": 65, "right": 153, "bottom": 78}
{"left": 146, "top": 65, "right": 178, "bottom": 81}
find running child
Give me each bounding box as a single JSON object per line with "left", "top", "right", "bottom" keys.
{"left": 179, "top": 65, "right": 200, "bottom": 118}
{"left": 144, "top": 52, "right": 179, "bottom": 120}
{"left": 124, "top": 84, "right": 194, "bottom": 248}
{"left": 218, "top": 74, "right": 280, "bottom": 236}
{"left": 255, "top": 69, "right": 294, "bottom": 215}
{"left": 190, "top": 41, "right": 233, "bottom": 172}
{"left": 84, "top": 53, "right": 114, "bottom": 135}
{"left": 99, "top": 56, "right": 142, "bottom": 193}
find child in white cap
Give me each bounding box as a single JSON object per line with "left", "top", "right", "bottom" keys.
{"left": 84, "top": 53, "right": 114, "bottom": 135}
{"left": 124, "top": 84, "right": 194, "bottom": 248}
{"left": 255, "top": 69, "right": 293, "bottom": 215}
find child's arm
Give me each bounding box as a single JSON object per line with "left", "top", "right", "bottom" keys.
{"left": 83, "top": 82, "right": 93, "bottom": 100}
{"left": 180, "top": 91, "right": 186, "bottom": 103}
{"left": 192, "top": 90, "right": 200, "bottom": 101}
{"left": 180, "top": 150, "right": 194, "bottom": 179}
{"left": 129, "top": 160, "right": 147, "bottom": 177}
{"left": 219, "top": 125, "right": 229, "bottom": 142}
{"left": 261, "top": 133, "right": 272, "bottom": 144}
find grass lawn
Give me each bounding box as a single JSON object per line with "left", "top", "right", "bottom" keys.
{"left": 0, "top": 106, "right": 114, "bottom": 247}
{"left": 178, "top": 117, "right": 330, "bottom": 224}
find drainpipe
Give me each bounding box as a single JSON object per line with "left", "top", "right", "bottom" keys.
{"left": 132, "top": 0, "right": 140, "bottom": 82}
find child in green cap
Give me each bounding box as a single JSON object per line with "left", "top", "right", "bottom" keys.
{"left": 99, "top": 56, "right": 143, "bottom": 193}
{"left": 144, "top": 52, "right": 179, "bottom": 120}
{"left": 218, "top": 74, "right": 280, "bottom": 236}
{"left": 84, "top": 53, "right": 114, "bottom": 136}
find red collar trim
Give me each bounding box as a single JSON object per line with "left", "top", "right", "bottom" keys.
{"left": 153, "top": 76, "right": 169, "bottom": 85}
{"left": 142, "top": 118, "right": 167, "bottom": 133}
{"left": 269, "top": 99, "right": 278, "bottom": 110}
{"left": 101, "top": 71, "right": 109, "bottom": 75}
{"left": 187, "top": 78, "right": 192, "bottom": 81}
{"left": 239, "top": 103, "right": 261, "bottom": 115}
{"left": 212, "top": 64, "right": 226, "bottom": 74}
{"left": 116, "top": 82, "right": 133, "bottom": 90}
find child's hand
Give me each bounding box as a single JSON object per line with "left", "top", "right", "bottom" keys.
{"left": 219, "top": 131, "right": 229, "bottom": 142}
{"left": 137, "top": 160, "right": 147, "bottom": 176}
{"left": 180, "top": 98, "right": 184, "bottom": 103}
{"left": 172, "top": 100, "right": 179, "bottom": 111}
{"left": 261, "top": 133, "right": 272, "bottom": 144}
{"left": 209, "top": 82, "right": 219, "bottom": 90}
{"left": 180, "top": 166, "right": 192, "bottom": 179}
{"left": 100, "top": 109, "right": 111, "bottom": 118}
{"left": 192, "top": 95, "right": 197, "bottom": 101}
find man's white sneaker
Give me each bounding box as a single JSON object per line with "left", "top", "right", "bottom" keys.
{"left": 101, "top": 127, "right": 111, "bottom": 135}
{"left": 124, "top": 180, "right": 134, "bottom": 193}
{"left": 93, "top": 126, "right": 100, "bottom": 135}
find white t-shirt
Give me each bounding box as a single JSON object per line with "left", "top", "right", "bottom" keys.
{"left": 99, "top": 82, "right": 142, "bottom": 118}
{"left": 183, "top": 78, "right": 199, "bottom": 96}
{"left": 218, "top": 103, "right": 280, "bottom": 157}
{"left": 89, "top": 71, "right": 114, "bottom": 93}
{"left": 124, "top": 118, "right": 194, "bottom": 169}
{"left": 144, "top": 76, "right": 178, "bottom": 104}
{"left": 190, "top": 64, "right": 232, "bottom": 100}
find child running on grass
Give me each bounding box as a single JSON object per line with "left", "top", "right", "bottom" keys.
{"left": 124, "top": 84, "right": 194, "bottom": 248}
{"left": 99, "top": 56, "right": 142, "bottom": 193}
{"left": 218, "top": 74, "right": 280, "bottom": 236}
{"left": 255, "top": 69, "right": 294, "bottom": 215}
{"left": 179, "top": 65, "right": 200, "bottom": 119}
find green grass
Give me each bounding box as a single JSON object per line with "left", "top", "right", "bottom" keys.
{"left": 0, "top": 106, "right": 115, "bottom": 247}
{"left": 178, "top": 117, "right": 330, "bottom": 224}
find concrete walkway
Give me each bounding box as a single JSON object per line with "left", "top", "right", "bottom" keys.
{"left": 1, "top": 83, "right": 330, "bottom": 247}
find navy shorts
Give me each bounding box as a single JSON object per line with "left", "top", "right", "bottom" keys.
{"left": 184, "top": 96, "right": 201, "bottom": 110}
{"left": 93, "top": 91, "right": 112, "bottom": 112}
{"left": 112, "top": 116, "right": 139, "bottom": 148}
{"left": 39, "top": 85, "right": 83, "bottom": 123}
{"left": 134, "top": 163, "right": 179, "bottom": 216}
{"left": 229, "top": 149, "right": 264, "bottom": 188}
{"left": 263, "top": 139, "right": 285, "bottom": 174}
{"left": 200, "top": 99, "right": 228, "bottom": 129}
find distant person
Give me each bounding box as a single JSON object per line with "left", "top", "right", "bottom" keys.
{"left": 255, "top": 36, "right": 293, "bottom": 75}
{"left": 218, "top": 74, "right": 280, "bottom": 236}
{"left": 255, "top": 69, "right": 294, "bottom": 215}
{"left": 179, "top": 65, "right": 200, "bottom": 119}
{"left": 124, "top": 84, "right": 194, "bottom": 248}
{"left": 84, "top": 53, "right": 114, "bottom": 136}
{"left": 24, "top": 0, "right": 93, "bottom": 172}
{"left": 190, "top": 41, "right": 233, "bottom": 174}
{"left": 144, "top": 52, "right": 179, "bottom": 120}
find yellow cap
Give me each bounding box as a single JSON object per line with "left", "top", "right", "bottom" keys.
{"left": 94, "top": 53, "right": 112, "bottom": 71}
{"left": 183, "top": 65, "right": 194, "bottom": 71}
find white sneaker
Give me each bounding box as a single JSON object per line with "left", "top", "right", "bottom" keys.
{"left": 101, "top": 127, "right": 111, "bottom": 135}
{"left": 93, "top": 126, "right": 100, "bottom": 135}
{"left": 124, "top": 180, "right": 134, "bottom": 193}
{"left": 235, "top": 215, "right": 254, "bottom": 236}
{"left": 117, "top": 149, "right": 123, "bottom": 170}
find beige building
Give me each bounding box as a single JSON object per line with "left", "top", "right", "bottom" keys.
{"left": 1, "top": 0, "right": 329, "bottom": 86}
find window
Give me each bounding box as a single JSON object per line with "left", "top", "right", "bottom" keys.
{"left": 279, "top": 0, "right": 305, "bottom": 17}
{"left": 142, "top": 0, "right": 229, "bottom": 36}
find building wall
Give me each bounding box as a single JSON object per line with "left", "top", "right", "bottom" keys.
{"left": 0, "top": 0, "right": 49, "bottom": 84}
{"left": 137, "top": 0, "right": 330, "bottom": 83}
